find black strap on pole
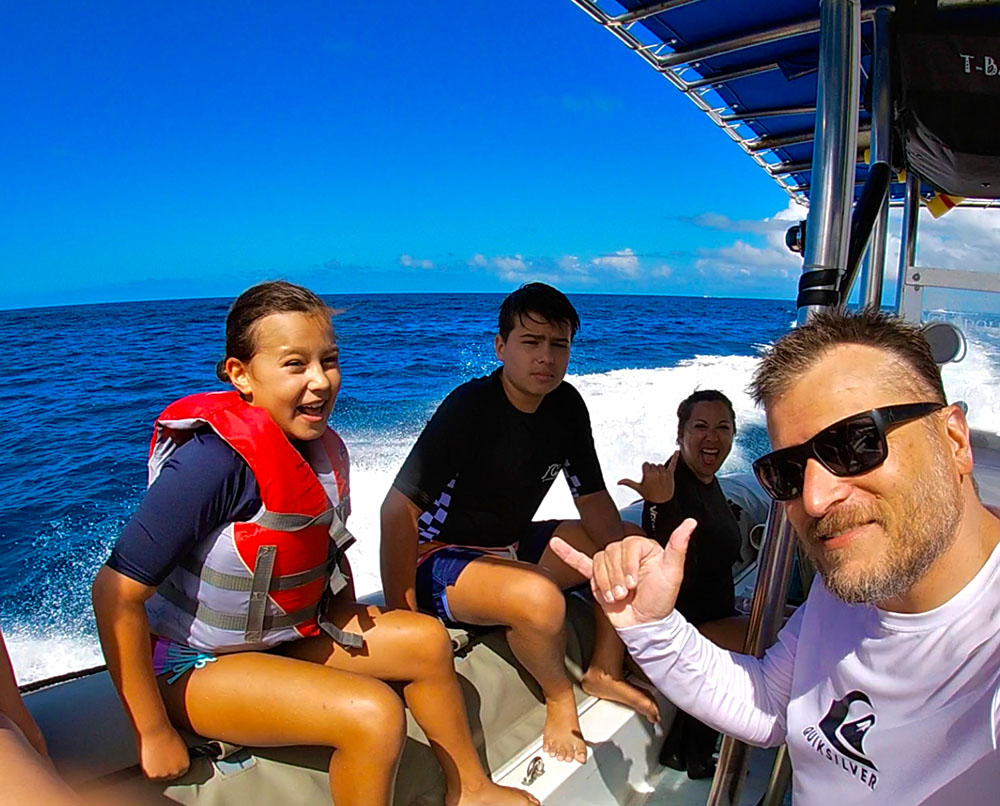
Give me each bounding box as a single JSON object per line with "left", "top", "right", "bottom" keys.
{"left": 839, "top": 161, "right": 892, "bottom": 301}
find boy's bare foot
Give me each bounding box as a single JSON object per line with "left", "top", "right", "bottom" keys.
{"left": 542, "top": 692, "right": 587, "bottom": 763}
{"left": 447, "top": 781, "right": 540, "bottom": 805}
{"left": 581, "top": 668, "right": 660, "bottom": 723}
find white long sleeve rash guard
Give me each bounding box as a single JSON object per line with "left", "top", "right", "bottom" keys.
{"left": 619, "top": 540, "right": 1000, "bottom": 805}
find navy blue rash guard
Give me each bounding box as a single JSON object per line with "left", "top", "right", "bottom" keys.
{"left": 107, "top": 432, "right": 262, "bottom": 587}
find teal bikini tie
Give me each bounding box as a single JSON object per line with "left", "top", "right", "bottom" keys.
{"left": 163, "top": 643, "right": 218, "bottom": 684}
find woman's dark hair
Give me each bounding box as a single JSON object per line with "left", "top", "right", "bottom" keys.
{"left": 498, "top": 282, "right": 580, "bottom": 341}
{"left": 216, "top": 280, "right": 332, "bottom": 382}
{"left": 676, "top": 389, "right": 736, "bottom": 442}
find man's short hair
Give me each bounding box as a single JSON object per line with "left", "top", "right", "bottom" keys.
{"left": 498, "top": 282, "right": 580, "bottom": 341}
{"left": 750, "top": 308, "right": 947, "bottom": 408}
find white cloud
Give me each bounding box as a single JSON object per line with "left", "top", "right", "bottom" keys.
{"left": 557, "top": 254, "right": 583, "bottom": 272}
{"left": 690, "top": 211, "right": 792, "bottom": 233}
{"left": 468, "top": 247, "right": 674, "bottom": 286}
{"left": 479, "top": 254, "right": 567, "bottom": 284}
{"left": 695, "top": 202, "right": 801, "bottom": 281}
{"left": 399, "top": 253, "right": 434, "bottom": 269}
{"left": 692, "top": 199, "right": 1000, "bottom": 295}
{"left": 906, "top": 207, "right": 1000, "bottom": 271}
{"left": 493, "top": 254, "right": 528, "bottom": 273}
{"left": 590, "top": 247, "right": 640, "bottom": 278}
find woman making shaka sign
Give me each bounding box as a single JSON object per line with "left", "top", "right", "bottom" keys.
{"left": 615, "top": 390, "right": 743, "bottom": 779}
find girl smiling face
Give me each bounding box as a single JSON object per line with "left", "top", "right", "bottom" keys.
{"left": 226, "top": 311, "right": 341, "bottom": 441}
{"left": 678, "top": 400, "right": 735, "bottom": 483}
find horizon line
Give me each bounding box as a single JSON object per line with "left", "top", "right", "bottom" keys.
{"left": 1, "top": 289, "right": 792, "bottom": 315}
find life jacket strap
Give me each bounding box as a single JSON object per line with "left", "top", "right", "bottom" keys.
{"left": 178, "top": 555, "right": 335, "bottom": 592}
{"left": 155, "top": 578, "right": 320, "bottom": 635}
{"left": 245, "top": 545, "right": 276, "bottom": 643}
{"left": 255, "top": 509, "right": 333, "bottom": 531}
{"left": 327, "top": 510, "right": 355, "bottom": 551}
{"left": 328, "top": 563, "right": 350, "bottom": 596}
{"left": 317, "top": 611, "right": 365, "bottom": 650}
{"left": 253, "top": 507, "right": 356, "bottom": 552}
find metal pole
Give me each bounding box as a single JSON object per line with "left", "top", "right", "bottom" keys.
{"left": 861, "top": 6, "right": 892, "bottom": 308}
{"left": 796, "top": 0, "right": 861, "bottom": 325}
{"left": 609, "top": 0, "right": 702, "bottom": 26}
{"left": 707, "top": 505, "right": 797, "bottom": 806}
{"left": 894, "top": 171, "right": 921, "bottom": 313}
{"left": 709, "top": 3, "right": 862, "bottom": 804}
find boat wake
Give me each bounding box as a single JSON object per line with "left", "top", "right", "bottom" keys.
{"left": 8, "top": 343, "right": 999, "bottom": 685}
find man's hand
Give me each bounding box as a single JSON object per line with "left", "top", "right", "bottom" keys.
{"left": 549, "top": 518, "right": 696, "bottom": 629}
{"left": 618, "top": 451, "right": 679, "bottom": 504}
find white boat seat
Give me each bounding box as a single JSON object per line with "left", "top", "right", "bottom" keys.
{"left": 26, "top": 595, "right": 600, "bottom": 805}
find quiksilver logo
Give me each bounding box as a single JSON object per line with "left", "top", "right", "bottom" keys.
{"left": 802, "top": 691, "right": 878, "bottom": 792}
{"left": 541, "top": 463, "right": 561, "bottom": 482}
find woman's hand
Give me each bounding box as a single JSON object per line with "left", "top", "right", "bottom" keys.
{"left": 618, "top": 451, "right": 679, "bottom": 504}
{"left": 138, "top": 723, "right": 190, "bottom": 781}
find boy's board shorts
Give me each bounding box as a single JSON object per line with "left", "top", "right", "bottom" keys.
{"left": 415, "top": 519, "right": 562, "bottom": 627}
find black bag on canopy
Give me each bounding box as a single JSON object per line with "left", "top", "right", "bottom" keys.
{"left": 894, "top": 2, "right": 1000, "bottom": 198}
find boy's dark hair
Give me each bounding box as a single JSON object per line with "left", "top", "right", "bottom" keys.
{"left": 750, "top": 307, "right": 946, "bottom": 407}
{"left": 498, "top": 282, "right": 580, "bottom": 341}
{"left": 216, "top": 280, "right": 332, "bottom": 381}
{"left": 676, "top": 390, "right": 736, "bottom": 442}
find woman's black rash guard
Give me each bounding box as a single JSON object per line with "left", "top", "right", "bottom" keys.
{"left": 641, "top": 457, "right": 741, "bottom": 626}
{"left": 106, "top": 432, "right": 261, "bottom": 587}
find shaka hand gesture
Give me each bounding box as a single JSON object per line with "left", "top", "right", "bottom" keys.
{"left": 549, "top": 518, "right": 697, "bottom": 630}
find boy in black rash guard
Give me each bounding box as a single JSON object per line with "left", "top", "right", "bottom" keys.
{"left": 381, "top": 283, "right": 658, "bottom": 765}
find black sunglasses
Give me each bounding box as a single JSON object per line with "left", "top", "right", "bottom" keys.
{"left": 752, "top": 402, "right": 946, "bottom": 501}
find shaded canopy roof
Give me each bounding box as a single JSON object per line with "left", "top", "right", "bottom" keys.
{"left": 571, "top": 0, "right": 1000, "bottom": 206}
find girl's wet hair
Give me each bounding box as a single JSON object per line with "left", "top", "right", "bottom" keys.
{"left": 216, "top": 281, "right": 332, "bottom": 382}
{"left": 676, "top": 389, "right": 736, "bottom": 442}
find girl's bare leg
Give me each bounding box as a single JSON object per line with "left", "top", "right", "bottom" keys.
{"left": 158, "top": 651, "right": 406, "bottom": 806}
{"left": 286, "top": 602, "right": 539, "bottom": 806}
{"left": 0, "top": 713, "right": 79, "bottom": 805}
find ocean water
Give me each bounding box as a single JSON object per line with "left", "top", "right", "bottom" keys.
{"left": 2, "top": 293, "right": 999, "bottom": 685}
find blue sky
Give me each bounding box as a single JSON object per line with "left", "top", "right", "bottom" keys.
{"left": 2, "top": 1, "right": 996, "bottom": 309}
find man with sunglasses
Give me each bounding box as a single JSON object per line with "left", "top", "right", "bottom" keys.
{"left": 552, "top": 309, "right": 1000, "bottom": 804}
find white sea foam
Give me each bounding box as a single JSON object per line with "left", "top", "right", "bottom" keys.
{"left": 7, "top": 626, "right": 105, "bottom": 687}
{"left": 346, "top": 354, "right": 766, "bottom": 597}
{"left": 941, "top": 333, "right": 1000, "bottom": 434}
{"left": 12, "top": 341, "right": 999, "bottom": 685}
{"left": 346, "top": 343, "right": 1000, "bottom": 599}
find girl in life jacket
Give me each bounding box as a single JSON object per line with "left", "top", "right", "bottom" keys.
{"left": 92, "top": 281, "right": 538, "bottom": 806}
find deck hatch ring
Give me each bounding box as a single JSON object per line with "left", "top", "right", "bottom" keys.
{"left": 522, "top": 756, "right": 545, "bottom": 786}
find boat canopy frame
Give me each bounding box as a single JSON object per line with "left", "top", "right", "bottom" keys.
{"left": 570, "top": 2, "right": 1000, "bottom": 804}
{"left": 572, "top": 0, "right": 1000, "bottom": 210}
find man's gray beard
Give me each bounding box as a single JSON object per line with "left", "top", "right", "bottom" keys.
{"left": 813, "top": 458, "right": 962, "bottom": 606}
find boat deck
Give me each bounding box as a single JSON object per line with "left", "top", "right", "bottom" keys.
{"left": 644, "top": 748, "right": 784, "bottom": 805}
